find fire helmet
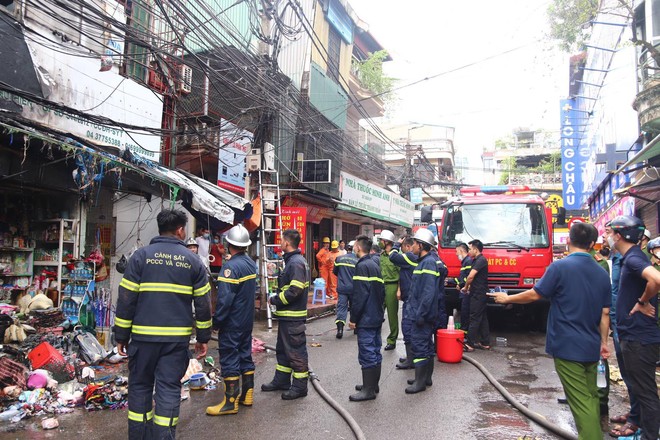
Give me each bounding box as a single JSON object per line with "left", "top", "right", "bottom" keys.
{"left": 185, "top": 238, "right": 198, "bottom": 247}
{"left": 413, "top": 228, "right": 436, "bottom": 248}
{"left": 322, "top": 237, "right": 330, "bottom": 243}
{"left": 226, "top": 224, "right": 251, "bottom": 247}
{"left": 609, "top": 215, "right": 646, "bottom": 244}
{"left": 331, "top": 240, "right": 339, "bottom": 249}
{"left": 379, "top": 230, "right": 396, "bottom": 243}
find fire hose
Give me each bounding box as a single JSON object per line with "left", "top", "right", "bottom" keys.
{"left": 213, "top": 336, "right": 577, "bottom": 440}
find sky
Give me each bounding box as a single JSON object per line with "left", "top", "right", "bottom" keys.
{"left": 347, "top": 0, "right": 569, "bottom": 183}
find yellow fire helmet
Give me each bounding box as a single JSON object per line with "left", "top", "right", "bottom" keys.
{"left": 331, "top": 240, "right": 339, "bottom": 249}
{"left": 322, "top": 237, "right": 331, "bottom": 243}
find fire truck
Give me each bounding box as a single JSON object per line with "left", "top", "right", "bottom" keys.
{"left": 437, "top": 185, "right": 553, "bottom": 324}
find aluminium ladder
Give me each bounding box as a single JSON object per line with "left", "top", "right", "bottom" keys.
{"left": 258, "top": 168, "right": 284, "bottom": 329}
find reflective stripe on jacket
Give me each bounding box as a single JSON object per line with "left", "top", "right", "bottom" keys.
{"left": 114, "top": 235, "right": 212, "bottom": 344}
{"left": 350, "top": 255, "right": 385, "bottom": 328}
{"left": 408, "top": 251, "right": 442, "bottom": 325}
{"left": 271, "top": 250, "right": 309, "bottom": 320}
{"left": 333, "top": 252, "right": 358, "bottom": 295}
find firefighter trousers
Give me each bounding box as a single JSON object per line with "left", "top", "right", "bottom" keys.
{"left": 218, "top": 329, "right": 255, "bottom": 378}
{"left": 127, "top": 340, "right": 189, "bottom": 440}
{"left": 275, "top": 320, "right": 309, "bottom": 388}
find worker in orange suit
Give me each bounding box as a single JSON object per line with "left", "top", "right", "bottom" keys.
{"left": 316, "top": 237, "right": 331, "bottom": 294}
{"left": 326, "top": 241, "right": 341, "bottom": 299}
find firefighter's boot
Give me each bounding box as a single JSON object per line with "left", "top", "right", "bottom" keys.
{"left": 407, "top": 359, "right": 433, "bottom": 386}
{"left": 261, "top": 369, "right": 291, "bottom": 392}
{"left": 336, "top": 322, "right": 344, "bottom": 339}
{"left": 281, "top": 374, "right": 308, "bottom": 400}
{"left": 349, "top": 365, "right": 380, "bottom": 402}
{"left": 206, "top": 377, "right": 239, "bottom": 415}
{"left": 396, "top": 344, "right": 414, "bottom": 370}
{"left": 405, "top": 361, "right": 429, "bottom": 394}
{"left": 355, "top": 365, "right": 381, "bottom": 393}
{"left": 239, "top": 371, "right": 254, "bottom": 406}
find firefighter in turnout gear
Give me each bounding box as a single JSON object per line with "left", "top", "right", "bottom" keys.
{"left": 379, "top": 230, "right": 400, "bottom": 350}
{"left": 333, "top": 240, "right": 358, "bottom": 339}
{"left": 206, "top": 224, "right": 257, "bottom": 416}
{"left": 349, "top": 235, "right": 385, "bottom": 402}
{"left": 389, "top": 236, "right": 418, "bottom": 369}
{"left": 263, "top": 229, "right": 311, "bottom": 400}
{"left": 114, "top": 209, "right": 212, "bottom": 439}
{"left": 406, "top": 228, "right": 443, "bottom": 394}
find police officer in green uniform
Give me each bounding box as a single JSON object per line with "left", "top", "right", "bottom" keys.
{"left": 379, "top": 230, "right": 400, "bottom": 350}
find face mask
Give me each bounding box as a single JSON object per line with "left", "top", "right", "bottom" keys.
{"left": 607, "top": 236, "right": 615, "bottom": 249}
{"left": 213, "top": 239, "right": 219, "bottom": 244}
{"left": 203, "top": 233, "right": 210, "bottom": 239}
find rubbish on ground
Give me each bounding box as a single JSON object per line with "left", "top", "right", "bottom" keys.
{"left": 181, "top": 359, "right": 203, "bottom": 383}
{"left": 252, "top": 337, "right": 265, "bottom": 353}
{"left": 41, "top": 417, "right": 59, "bottom": 430}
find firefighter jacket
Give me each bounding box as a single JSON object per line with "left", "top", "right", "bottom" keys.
{"left": 114, "top": 235, "right": 212, "bottom": 344}
{"left": 380, "top": 247, "right": 400, "bottom": 283}
{"left": 213, "top": 252, "right": 257, "bottom": 332}
{"left": 389, "top": 244, "right": 418, "bottom": 301}
{"left": 333, "top": 252, "right": 359, "bottom": 296}
{"left": 350, "top": 255, "right": 385, "bottom": 329}
{"left": 408, "top": 251, "right": 443, "bottom": 326}
{"left": 456, "top": 255, "right": 473, "bottom": 288}
{"left": 271, "top": 249, "right": 309, "bottom": 321}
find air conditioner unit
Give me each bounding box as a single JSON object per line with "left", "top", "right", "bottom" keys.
{"left": 246, "top": 148, "right": 261, "bottom": 172}
{"left": 178, "top": 65, "right": 193, "bottom": 94}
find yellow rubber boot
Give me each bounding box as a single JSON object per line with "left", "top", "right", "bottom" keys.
{"left": 239, "top": 371, "right": 255, "bottom": 406}
{"left": 206, "top": 377, "right": 239, "bottom": 416}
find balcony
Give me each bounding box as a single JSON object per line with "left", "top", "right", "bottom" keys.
{"left": 633, "top": 48, "right": 660, "bottom": 132}
{"left": 347, "top": 70, "right": 385, "bottom": 118}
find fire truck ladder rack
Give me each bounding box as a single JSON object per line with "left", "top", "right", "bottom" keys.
{"left": 258, "top": 168, "right": 284, "bottom": 330}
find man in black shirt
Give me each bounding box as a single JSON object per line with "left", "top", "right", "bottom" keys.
{"left": 462, "top": 239, "right": 490, "bottom": 351}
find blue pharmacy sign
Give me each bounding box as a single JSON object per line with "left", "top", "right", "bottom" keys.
{"left": 409, "top": 188, "right": 423, "bottom": 204}
{"left": 559, "top": 99, "right": 590, "bottom": 209}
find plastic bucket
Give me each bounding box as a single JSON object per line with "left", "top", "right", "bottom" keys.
{"left": 436, "top": 329, "right": 464, "bottom": 363}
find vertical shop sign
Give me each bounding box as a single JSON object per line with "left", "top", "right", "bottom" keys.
{"left": 217, "top": 120, "right": 252, "bottom": 196}
{"left": 274, "top": 207, "right": 307, "bottom": 254}
{"left": 559, "top": 99, "right": 589, "bottom": 209}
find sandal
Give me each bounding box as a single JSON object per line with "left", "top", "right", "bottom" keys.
{"left": 608, "top": 422, "right": 639, "bottom": 438}
{"left": 609, "top": 413, "right": 630, "bottom": 424}
{"left": 475, "top": 343, "right": 491, "bottom": 350}
{"left": 463, "top": 343, "right": 475, "bottom": 352}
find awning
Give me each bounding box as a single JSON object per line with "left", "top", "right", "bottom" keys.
{"left": 0, "top": 16, "right": 43, "bottom": 99}
{"left": 615, "top": 133, "right": 660, "bottom": 173}
{"left": 0, "top": 118, "right": 251, "bottom": 229}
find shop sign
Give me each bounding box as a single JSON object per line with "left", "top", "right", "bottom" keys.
{"left": 281, "top": 197, "right": 331, "bottom": 224}
{"left": 13, "top": 38, "right": 162, "bottom": 161}
{"left": 217, "top": 120, "right": 252, "bottom": 196}
{"left": 339, "top": 172, "right": 414, "bottom": 227}
{"left": 410, "top": 188, "right": 423, "bottom": 204}
{"left": 274, "top": 207, "right": 307, "bottom": 254}
{"left": 593, "top": 196, "right": 635, "bottom": 234}
{"left": 559, "top": 99, "right": 590, "bottom": 209}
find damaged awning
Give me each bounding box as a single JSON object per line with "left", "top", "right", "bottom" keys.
{"left": 0, "top": 119, "right": 252, "bottom": 229}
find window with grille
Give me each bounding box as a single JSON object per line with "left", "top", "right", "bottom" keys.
{"left": 327, "top": 27, "right": 341, "bottom": 84}
{"left": 124, "top": 0, "right": 151, "bottom": 83}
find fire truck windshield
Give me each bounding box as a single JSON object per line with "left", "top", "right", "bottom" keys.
{"left": 440, "top": 203, "right": 549, "bottom": 249}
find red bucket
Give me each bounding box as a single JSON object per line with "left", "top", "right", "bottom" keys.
{"left": 436, "top": 329, "right": 464, "bottom": 363}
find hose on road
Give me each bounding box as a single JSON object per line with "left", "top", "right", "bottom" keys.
{"left": 263, "top": 343, "right": 367, "bottom": 440}
{"left": 463, "top": 354, "right": 578, "bottom": 440}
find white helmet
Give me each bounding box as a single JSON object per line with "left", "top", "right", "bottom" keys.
{"left": 348, "top": 240, "right": 355, "bottom": 247}
{"left": 379, "top": 230, "right": 396, "bottom": 243}
{"left": 226, "top": 224, "right": 251, "bottom": 247}
{"left": 413, "top": 228, "right": 436, "bottom": 248}
{"left": 185, "top": 237, "right": 198, "bottom": 247}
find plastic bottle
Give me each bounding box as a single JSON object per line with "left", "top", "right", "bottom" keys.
{"left": 447, "top": 316, "right": 454, "bottom": 330}
{"left": 596, "top": 358, "right": 607, "bottom": 388}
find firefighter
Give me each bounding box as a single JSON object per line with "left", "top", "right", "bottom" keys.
{"left": 316, "top": 237, "right": 331, "bottom": 292}
{"left": 405, "top": 228, "right": 442, "bottom": 394}
{"left": 206, "top": 224, "right": 257, "bottom": 416}
{"left": 326, "top": 240, "right": 341, "bottom": 299}
{"left": 333, "top": 240, "right": 358, "bottom": 339}
{"left": 114, "top": 209, "right": 212, "bottom": 439}
{"left": 455, "top": 242, "right": 473, "bottom": 333}
{"left": 262, "top": 229, "right": 311, "bottom": 400}
{"left": 389, "top": 236, "right": 418, "bottom": 369}
{"left": 349, "top": 235, "right": 385, "bottom": 401}
{"left": 379, "top": 230, "right": 400, "bottom": 350}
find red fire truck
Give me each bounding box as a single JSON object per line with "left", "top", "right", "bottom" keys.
{"left": 438, "top": 185, "right": 553, "bottom": 324}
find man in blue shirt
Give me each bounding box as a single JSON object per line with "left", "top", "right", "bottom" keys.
{"left": 490, "top": 222, "right": 611, "bottom": 440}
{"left": 605, "top": 215, "right": 660, "bottom": 440}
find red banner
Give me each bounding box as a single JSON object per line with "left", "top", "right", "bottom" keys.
{"left": 274, "top": 207, "right": 307, "bottom": 254}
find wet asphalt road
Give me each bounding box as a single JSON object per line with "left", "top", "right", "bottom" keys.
{"left": 0, "top": 308, "right": 634, "bottom": 440}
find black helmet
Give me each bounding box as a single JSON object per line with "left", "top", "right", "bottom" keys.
{"left": 609, "top": 215, "right": 646, "bottom": 243}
